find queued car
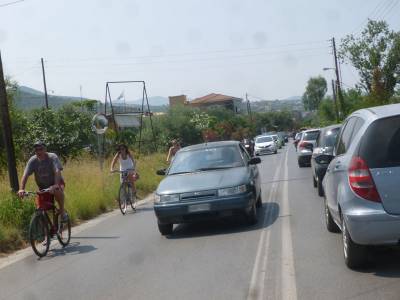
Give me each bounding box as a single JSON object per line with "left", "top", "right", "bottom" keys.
{"left": 293, "top": 132, "right": 303, "bottom": 151}
{"left": 297, "top": 129, "right": 320, "bottom": 167}
{"left": 153, "top": 141, "right": 262, "bottom": 236}
{"left": 271, "top": 134, "right": 282, "bottom": 149}
{"left": 254, "top": 135, "right": 277, "bottom": 155}
{"left": 311, "top": 124, "right": 341, "bottom": 196}
{"left": 323, "top": 103, "right": 400, "bottom": 269}
{"left": 277, "top": 132, "right": 287, "bottom": 145}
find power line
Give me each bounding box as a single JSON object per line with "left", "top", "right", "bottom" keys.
{"left": 42, "top": 47, "right": 329, "bottom": 69}
{"left": 0, "top": 0, "right": 24, "bottom": 8}
{"left": 7, "top": 40, "right": 328, "bottom": 65}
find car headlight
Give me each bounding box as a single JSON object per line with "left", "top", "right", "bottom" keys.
{"left": 160, "top": 194, "right": 180, "bottom": 202}
{"left": 154, "top": 194, "right": 161, "bottom": 203}
{"left": 218, "top": 185, "right": 247, "bottom": 197}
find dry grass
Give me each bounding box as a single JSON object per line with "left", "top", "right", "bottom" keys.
{"left": 0, "top": 152, "right": 167, "bottom": 253}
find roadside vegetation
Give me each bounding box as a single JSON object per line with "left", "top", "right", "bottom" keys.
{"left": 302, "top": 20, "right": 400, "bottom": 128}
{"left": 0, "top": 153, "right": 166, "bottom": 253}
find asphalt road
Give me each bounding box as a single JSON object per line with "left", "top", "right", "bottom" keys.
{"left": 1, "top": 144, "right": 400, "bottom": 300}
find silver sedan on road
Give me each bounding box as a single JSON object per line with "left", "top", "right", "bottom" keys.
{"left": 323, "top": 103, "right": 400, "bottom": 269}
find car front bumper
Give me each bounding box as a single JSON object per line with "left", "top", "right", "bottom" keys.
{"left": 255, "top": 147, "right": 276, "bottom": 155}
{"left": 154, "top": 192, "right": 254, "bottom": 224}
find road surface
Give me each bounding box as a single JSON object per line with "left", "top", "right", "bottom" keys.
{"left": 1, "top": 144, "right": 400, "bottom": 300}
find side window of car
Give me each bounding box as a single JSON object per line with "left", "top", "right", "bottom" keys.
{"left": 350, "top": 117, "right": 365, "bottom": 141}
{"left": 336, "top": 117, "right": 357, "bottom": 156}
{"left": 316, "top": 131, "right": 322, "bottom": 147}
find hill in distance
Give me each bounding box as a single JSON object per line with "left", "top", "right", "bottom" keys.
{"left": 14, "top": 86, "right": 169, "bottom": 111}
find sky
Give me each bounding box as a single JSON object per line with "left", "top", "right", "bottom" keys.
{"left": 0, "top": 0, "right": 399, "bottom": 103}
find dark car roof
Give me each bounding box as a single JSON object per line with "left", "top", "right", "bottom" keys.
{"left": 180, "top": 141, "right": 240, "bottom": 152}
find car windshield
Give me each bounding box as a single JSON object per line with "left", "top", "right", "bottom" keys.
{"left": 303, "top": 131, "right": 319, "bottom": 141}
{"left": 320, "top": 127, "right": 340, "bottom": 147}
{"left": 168, "top": 146, "right": 245, "bottom": 175}
{"left": 256, "top": 136, "right": 273, "bottom": 143}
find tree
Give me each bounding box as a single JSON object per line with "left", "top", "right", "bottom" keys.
{"left": 302, "top": 76, "right": 328, "bottom": 111}
{"left": 340, "top": 20, "right": 400, "bottom": 104}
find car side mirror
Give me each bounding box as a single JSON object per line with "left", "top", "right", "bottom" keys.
{"left": 249, "top": 157, "right": 261, "bottom": 165}
{"left": 156, "top": 169, "right": 166, "bottom": 176}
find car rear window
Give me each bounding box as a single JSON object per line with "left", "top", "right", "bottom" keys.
{"left": 320, "top": 127, "right": 340, "bottom": 147}
{"left": 359, "top": 116, "right": 400, "bottom": 168}
{"left": 303, "top": 130, "right": 319, "bottom": 141}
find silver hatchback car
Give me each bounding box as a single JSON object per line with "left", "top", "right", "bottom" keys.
{"left": 323, "top": 103, "right": 400, "bottom": 268}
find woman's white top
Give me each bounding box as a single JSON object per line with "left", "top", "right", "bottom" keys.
{"left": 119, "top": 155, "right": 135, "bottom": 171}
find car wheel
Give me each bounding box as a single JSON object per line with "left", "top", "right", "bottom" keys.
{"left": 342, "top": 217, "right": 367, "bottom": 269}
{"left": 246, "top": 201, "right": 258, "bottom": 225}
{"left": 256, "top": 193, "right": 262, "bottom": 208}
{"left": 313, "top": 175, "right": 317, "bottom": 188}
{"left": 317, "top": 178, "right": 324, "bottom": 197}
{"left": 274, "top": 150, "right": 277, "bottom": 154}
{"left": 325, "top": 198, "right": 340, "bottom": 233}
{"left": 158, "top": 222, "right": 173, "bottom": 236}
{"left": 298, "top": 161, "right": 304, "bottom": 168}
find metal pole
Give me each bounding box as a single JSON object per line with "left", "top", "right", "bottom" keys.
{"left": 0, "top": 51, "right": 19, "bottom": 191}
{"left": 144, "top": 83, "right": 157, "bottom": 152}
{"left": 331, "top": 80, "right": 339, "bottom": 123}
{"left": 138, "top": 84, "right": 145, "bottom": 155}
{"left": 332, "top": 38, "right": 346, "bottom": 116}
{"left": 41, "top": 58, "right": 49, "bottom": 109}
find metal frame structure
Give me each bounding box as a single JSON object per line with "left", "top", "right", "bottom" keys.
{"left": 104, "top": 81, "right": 157, "bottom": 154}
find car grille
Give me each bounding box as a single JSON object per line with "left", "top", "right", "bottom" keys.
{"left": 180, "top": 190, "right": 217, "bottom": 202}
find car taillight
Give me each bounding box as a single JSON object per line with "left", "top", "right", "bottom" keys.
{"left": 298, "top": 141, "right": 307, "bottom": 149}
{"left": 348, "top": 156, "right": 381, "bottom": 202}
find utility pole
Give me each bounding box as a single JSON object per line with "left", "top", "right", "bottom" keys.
{"left": 331, "top": 80, "right": 339, "bottom": 123}
{"left": 0, "top": 51, "right": 19, "bottom": 192}
{"left": 41, "top": 58, "right": 49, "bottom": 109}
{"left": 246, "top": 93, "right": 252, "bottom": 120}
{"left": 332, "top": 38, "right": 345, "bottom": 117}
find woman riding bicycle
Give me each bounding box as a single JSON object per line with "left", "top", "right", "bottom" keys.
{"left": 110, "top": 144, "right": 138, "bottom": 194}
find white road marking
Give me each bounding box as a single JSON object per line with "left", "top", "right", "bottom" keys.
{"left": 280, "top": 148, "right": 298, "bottom": 300}
{"left": 0, "top": 194, "right": 154, "bottom": 270}
{"left": 247, "top": 152, "right": 285, "bottom": 300}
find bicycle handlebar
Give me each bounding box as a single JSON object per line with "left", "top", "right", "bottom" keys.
{"left": 22, "top": 188, "right": 52, "bottom": 197}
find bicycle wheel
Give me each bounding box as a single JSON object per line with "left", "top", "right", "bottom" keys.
{"left": 118, "top": 184, "right": 128, "bottom": 215}
{"left": 127, "top": 185, "right": 137, "bottom": 211}
{"left": 57, "top": 212, "right": 71, "bottom": 247}
{"left": 29, "top": 212, "right": 50, "bottom": 257}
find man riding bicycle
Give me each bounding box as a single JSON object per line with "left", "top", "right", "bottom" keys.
{"left": 17, "top": 141, "right": 68, "bottom": 221}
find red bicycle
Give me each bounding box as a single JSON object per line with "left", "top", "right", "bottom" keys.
{"left": 24, "top": 189, "right": 71, "bottom": 257}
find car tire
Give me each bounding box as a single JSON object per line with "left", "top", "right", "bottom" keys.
{"left": 246, "top": 201, "right": 258, "bottom": 225}
{"left": 317, "top": 178, "right": 324, "bottom": 197}
{"left": 342, "top": 217, "right": 368, "bottom": 269}
{"left": 325, "top": 198, "right": 340, "bottom": 233}
{"left": 256, "top": 193, "right": 262, "bottom": 208}
{"left": 158, "top": 222, "right": 173, "bottom": 236}
{"left": 313, "top": 175, "right": 317, "bottom": 188}
{"left": 298, "top": 161, "right": 304, "bottom": 168}
{"left": 274, "top": 150, "right": 277, "bottom": 154}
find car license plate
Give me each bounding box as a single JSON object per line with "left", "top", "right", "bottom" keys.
{"left": 188, "top": 203, "right": 210, "bottom": 213}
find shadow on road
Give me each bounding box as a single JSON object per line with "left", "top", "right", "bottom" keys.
{"left": 41, "top": 242, "right": 97, "bottom": 260}
{"left": 72, "top": 236, "right": 119, "bottom": 239}
{"left": 356, "top": 247, "right": 400, "bottom": 278}
{"left": 168, "top": 202, "right": 279, "bottom": 239}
